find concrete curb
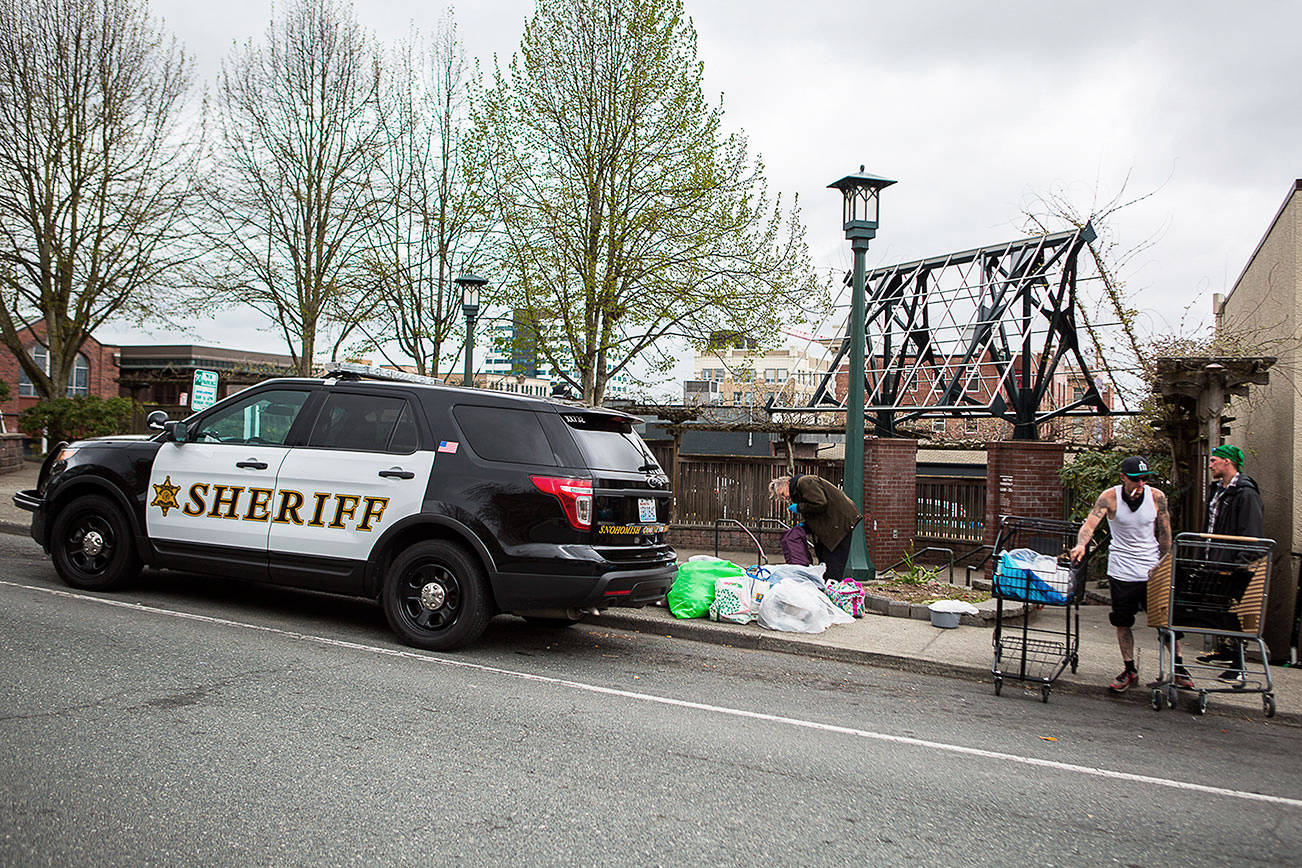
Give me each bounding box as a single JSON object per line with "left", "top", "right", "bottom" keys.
{"left": 589, "top": 609, "right": 1302, "bottom": 727}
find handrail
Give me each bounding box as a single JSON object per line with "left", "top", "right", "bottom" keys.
{"left": 713, "top": 518, "right": 768, "bottom": 566}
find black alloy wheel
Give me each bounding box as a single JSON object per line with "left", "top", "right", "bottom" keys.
{"left": 383, "top": 541, "right": 490, "bottom": 651}
{"left": 50, "top": 494, "right": 140, "bottom": 591}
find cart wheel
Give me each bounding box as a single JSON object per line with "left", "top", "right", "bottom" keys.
{"left": 1165, "top": 685, "right": 1178, "bottom": 709}
{"left": 1069, "top": 654, "right": 1078, "bottom": 674}
{"left": 1150, "top": 689, "right": 1163, "bottom": 711}
{"left": 1264, "top": 694, "right": 1276, "bottom": 718}
{"left": 1196, "top": 692, "right": 1208, "bottom": 716}
{"left": 1040, "top": 684, "right": 1050, "bottom": 703}
{"left": 993, "top": 676, "right": 1003, "bottom": 696}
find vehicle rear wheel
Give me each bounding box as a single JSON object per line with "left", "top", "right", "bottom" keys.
{"left": 382, "top": 541, "right": 490, "bottom": 651}
{"left": 50, "top": 494, "right": 140, "bottom": 591}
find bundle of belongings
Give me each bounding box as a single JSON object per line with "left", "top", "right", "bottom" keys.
{"left": 992, "top": 548, "right": 1080, "bottom": 605}
{"left": 666, "top": 556, "right": 864, "bottom": 633}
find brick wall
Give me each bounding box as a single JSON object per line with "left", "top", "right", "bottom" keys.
{"left": 863, "top": 437, "right": 918, "bottom": 570}
{"left": 984, "top": 440, "right": 1066, "bottom": 546}
{"left": 0, "top": 322, "right": 120, "bottom": 436}
{"left": 0, "top": 433, "right": 23, "bottom": 474}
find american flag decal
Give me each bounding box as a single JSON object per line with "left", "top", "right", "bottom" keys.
{"left": 437, "top": 440, "right": 459, "bottom": 453}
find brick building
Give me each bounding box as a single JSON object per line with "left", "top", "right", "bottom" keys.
{"left": 0, "top": 321, "right": 120, "bottom": 434}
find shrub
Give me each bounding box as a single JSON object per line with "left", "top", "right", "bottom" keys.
{"left": 19, "top": 396, "right": 137, "bottom": 447}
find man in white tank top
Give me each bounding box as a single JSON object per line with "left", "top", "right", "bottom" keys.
{"left": 1070, "top": 456, "right": 1178, "bottom": 693}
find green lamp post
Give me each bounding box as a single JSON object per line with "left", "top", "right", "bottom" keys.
{"left": 828, "top": 167, "right": 896, "bottom": 581}
{"left": 456, "top": 271, "right": 487, "bottom": 388}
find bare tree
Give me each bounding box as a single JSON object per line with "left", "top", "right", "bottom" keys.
{"left": 353, "top": 13, "right": 487, "bottom": 377}
{"left": 204, "top": 0, "right": 382, "bottom": 375}
{"left": 474, "top": 0, "right": 818, "bottom": 404}
{"left": 0, "top": 0, "right": 197, "bottom": 397}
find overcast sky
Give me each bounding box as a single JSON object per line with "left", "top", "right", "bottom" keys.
{"left": 103, "top": 0, "right": 1302, "bottom": 385}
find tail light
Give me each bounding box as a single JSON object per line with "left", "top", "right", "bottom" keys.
{"left": 531, "top": 476, "right": 593, "bottom": 530}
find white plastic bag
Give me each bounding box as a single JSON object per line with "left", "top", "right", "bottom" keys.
{"left": 764, "top": 563, "right": 827, "bottom": 589}
{"left": 757, "top": 579, "right": 853, "bottom": 634}
{"left": 709, "top": 575, "right": 754, "bottom": 624}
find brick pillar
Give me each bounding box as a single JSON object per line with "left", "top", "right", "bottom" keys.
{"left": 862, "top": 437, "right": 918, "bottom": 571}
{"left": 984, "top": 440, "right": 1067, "bottom": 546}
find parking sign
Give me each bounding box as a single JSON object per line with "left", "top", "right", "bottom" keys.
{"left": 191, "top": 369, "right": 219, "bottom": 411}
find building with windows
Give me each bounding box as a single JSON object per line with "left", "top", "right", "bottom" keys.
{"left": 691, "top": 342, "right": 831, "bottom": 408}
{"left": 116, "top": 345, "right": 296, "bottom": 411}
{"left": 0, "top": 321, "right": 120, "bottom": 433}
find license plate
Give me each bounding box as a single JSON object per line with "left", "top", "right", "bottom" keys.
{"left": 638, "top": 498, "right": 657, "bottom": 522}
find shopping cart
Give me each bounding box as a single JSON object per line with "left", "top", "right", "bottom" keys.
{"left": 990, "top": 517, "right": 1091, "bottom": 703}
{"left": 1148, "top": 532, "right": 1276, "bottom": 717}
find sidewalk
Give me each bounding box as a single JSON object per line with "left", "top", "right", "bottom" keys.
{"left": 2, "top": 459, "right": 1297, "bottom": 724}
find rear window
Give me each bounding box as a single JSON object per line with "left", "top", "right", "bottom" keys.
{"left": 454, "top": 405, "right": 557, "bottom": 465}
{"left": 560, "top": 412, "right": 660, "bottom": 472}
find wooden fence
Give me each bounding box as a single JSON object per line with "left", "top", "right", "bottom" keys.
{"left": 648, "top": 446, "right": 986, "bottom": 544}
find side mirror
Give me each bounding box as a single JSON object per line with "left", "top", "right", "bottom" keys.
{"left": 163, "top": 420, "right": 189, "bottom": 444}
{"left": 146, "top": 410, "right": 169, "bottom": 431}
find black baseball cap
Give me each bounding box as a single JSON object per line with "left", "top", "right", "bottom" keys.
{"left": 1120, "top": 456, "right": 1152, "bottom": 478}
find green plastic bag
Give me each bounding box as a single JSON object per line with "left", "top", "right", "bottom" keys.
{"left": 668, "top": 559, "right": 745, "bottom": 619}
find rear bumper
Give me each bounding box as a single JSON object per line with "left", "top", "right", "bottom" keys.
{"left": 491, "top": 557, "right": 677, "bottom": 612}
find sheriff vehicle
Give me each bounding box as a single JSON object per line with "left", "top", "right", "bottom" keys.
{"left": 15, "top": 364, "right": 676, "bottom": 650}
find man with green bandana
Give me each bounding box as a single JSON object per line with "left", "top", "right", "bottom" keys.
{"left": 1196, "top": 444, "right": 1265, "bottom": 681}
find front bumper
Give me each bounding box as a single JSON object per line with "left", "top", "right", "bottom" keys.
{"left": 12, "top": 489, "right": 45, "bottom": 547}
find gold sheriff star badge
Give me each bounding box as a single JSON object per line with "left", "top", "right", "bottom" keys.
{"left": 151, "top": 475, "right": 182, "bottom": 516}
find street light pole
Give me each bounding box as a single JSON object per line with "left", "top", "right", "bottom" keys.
{"left": 456, "top": 271, "right": 488, "bottom": 388}
{"left": 828, "top": 167, "right": 896, "bottom": 581}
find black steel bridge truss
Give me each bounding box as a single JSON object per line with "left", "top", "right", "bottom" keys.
{"left": 794, "top": 223, "right": 1122, "bottom": 440}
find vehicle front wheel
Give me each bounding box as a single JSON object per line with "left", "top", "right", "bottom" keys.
{"left": 382, "top": 541, "right": 491, "bottom": 651}
{"left": 50, "top": 494, "right": 140, "bottom": 591}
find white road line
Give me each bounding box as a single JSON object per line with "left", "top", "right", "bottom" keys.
{"left": 6, "top": 578, "right": 1301, "bottom": 810}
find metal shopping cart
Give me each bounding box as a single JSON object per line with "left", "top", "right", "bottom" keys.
{"left": 990, "top": 517, "right": 1092, "bottom": 703}
{"left": 1148, "top": 533, "right": 1276, "bottom": 717}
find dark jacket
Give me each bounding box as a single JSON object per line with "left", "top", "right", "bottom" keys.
{"left": 1206, "top": 473, "right": 1264, "bottom": 538}
{"left": 790, "top": 474, "right": 861, "bottom": 551}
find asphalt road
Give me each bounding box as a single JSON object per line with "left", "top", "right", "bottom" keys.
{"left": 2, "top": 533, "right": 1300, "bottom": 867}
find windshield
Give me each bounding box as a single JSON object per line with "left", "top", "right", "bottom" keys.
{"left": 560, "top": 412, "right": 661, "bottom": 473}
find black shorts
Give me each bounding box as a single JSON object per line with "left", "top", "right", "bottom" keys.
{"left": 1109, "top": 578, "right": 1147, "bottom": 628}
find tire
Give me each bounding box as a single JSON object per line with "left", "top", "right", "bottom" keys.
{"left": 50, "top": 494, "right": 140, "bottom": 591}
{"left": 1264, "top": 694, "right": 1276, "bottom": 718}
{"left": 522, "top": 616, "right": 582, "bottom": 628}
{"left": 382, "top": 541, "right": 491, "bottom": 651}
{"left": 1196, "top": 692, "right": 1208, "bottom": 716}
{"left": 1151, "top": 689, "right": 1163, "bottom": 711}
{"left": 1040, "top": 684, "right": 1050, "bottom": 703}
{"left": 993, "top": 676, "right": 1003, "bottom": 696}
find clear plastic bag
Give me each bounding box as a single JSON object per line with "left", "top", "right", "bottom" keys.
{"left": 756, "top": 579, "right": 853, "bottom": 633}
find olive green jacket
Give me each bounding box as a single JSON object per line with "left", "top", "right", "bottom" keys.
{"left": 790, "top": 474, "right": 861, "bottom": 551}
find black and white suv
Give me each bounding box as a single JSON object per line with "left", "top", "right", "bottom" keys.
{"left": 15, "top": 365, "right": 676, "bottom": 650}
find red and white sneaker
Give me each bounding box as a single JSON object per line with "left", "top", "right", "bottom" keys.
{"left": 1108, "top": 670, "right": 1139, "bottom": 693}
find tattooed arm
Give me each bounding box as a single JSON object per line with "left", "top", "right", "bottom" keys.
{"left": 1152, "top": 488, "right": 1172, "bottom": 559}
{"left": 1070, "top": 489, "right": 1114, "bottom": 562}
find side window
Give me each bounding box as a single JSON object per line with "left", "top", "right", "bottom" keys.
{"left": 308, "top": 392, "right": 415, "bottom": 453}
{"left": 192, "top": 389, "right": 310, "bottom": 446}
{"left": 453, "top": 405, "right": 556, "bottom": 465}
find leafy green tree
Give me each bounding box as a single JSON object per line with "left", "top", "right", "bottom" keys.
{"left": 1059, "top": 449, "right": 1173, "bottom": 523}
{"left": 474, "top": 0, "right": 818, "bottom": 403}
{"left": 20, "top": 396, "right": 136, "bottom": 446}
{"left": 0, "top": 0, "right": 198, "bottom": 398}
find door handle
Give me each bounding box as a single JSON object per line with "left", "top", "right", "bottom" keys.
{"left": 236, "top": 460, "right": 269, "bottom": 470}
{"left": 378, "top": 468, "right": 415, "bottom": 479}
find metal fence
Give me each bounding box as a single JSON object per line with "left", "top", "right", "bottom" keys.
{"left": 648, "top": 446, "right": 987, "bottom": 544}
